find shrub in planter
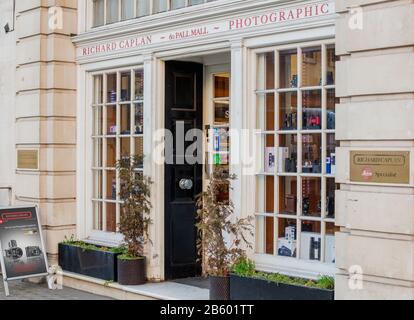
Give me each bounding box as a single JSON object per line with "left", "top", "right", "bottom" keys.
{"left": 58, "top": 236, "right": 125, "bottom": 281}
{"left": 231, "top": 258, "right": 335, "bottom": 300}
{"left": 116, "top": 155, "right": 152, "bottom": 286}
{"left": 196, "top": 167, "right": 253, "bottom": 300}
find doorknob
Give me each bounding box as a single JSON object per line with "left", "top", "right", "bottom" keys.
{"left": 179, "top": 179, "right": 193, "bottom": 190}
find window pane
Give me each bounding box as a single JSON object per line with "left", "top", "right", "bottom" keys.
{"left": 93, "top": 139, "right": 103, "bottom": 167}
{"left": 277, "top": 218, "right": 297, "bottom": 257}
{"left": 121, "top": 105, "right": 131, "bottom": 134}
{"left": 302, "top": 177, "right": 321, "bottom": 217}
{"left": 153, "top": 0, "right": 168, "bottom": 13}
{"left": 302, "top": 133, "right": 321, "bottom": 174}
{"left": 302, "top": 46, "right": 322, "bottom": 87}
{"left": 134, "top": 103, "right": 144, "bottom": 134}
{"left": 326, "top": 178, "right": 338, "bottom": 218}
{"left": 107, "top": 138, "right": 117, "bottom": 167}
{"left": 93, "top": 107, "right": 103, "bottom": 135}
{"left": 326, "top": 45, "right": 336, "bottom": 85}
{"left": 107, "top": 0, "right": 120, "bottom": 24}
{"left": 93, "top": 170, "right": 103, "bottom": 198}
{"left": 120, "top": 72, "right": 131, "bottom": 102}
{"left": 265, "top": 217, "right": 274, "bottom": 255}
{"left": 134, "top": 70, "right": 144, "bottom": 100}
{"left": 214, "top": 75, "right": 229, "bottom": 98}
{"left": 325, "top": 222, "right": 338, "bottom": 263}
{"left": 300, "top": 221, "right": 321, "bottom": 261}
{"left": 171, "top": 0, "right": 185, "bottom": 9}
{"left": 326, "top": 133, "right": 338, "bottom": 173}
{"left": 121, "top": 0, "right": 135, "bottom": 20}
{"left": 106, "top": 203, "right": 117, "bottom": 232}
{"left": 257, "top": 93, "right": 274, "bottom": 131}
{"left": 190, "top": 0, "right": 204, "bottom": 5}
{"left": 93, "top": 202, "right": 103, "bottom": 230}
{"left": 107, "top": 73, "right": 117, "bottom": 103}
{"left": 106, "top": 106, "right": 117, "bottom": 135}
{"left": 279, "top": 176, "right": 297, "bottom": 215}
{"left": 214, "top": 103, "right": 229, "bottom": 125}
{"left": 265, "top": 52, "right": 275, "bottom": 90}
{"left": 327, "top": 89, "right": 337, "bottom": 130}
{"left": 121, "top": 137, "right": 131, "bottom": 158}
{"left": 279, "top": 134, "right": 297, "bottom": 173}
{"left": 302, "top": 90, "right": 322, "bottom": 130}
{"left": 93, "top": 75, "right": 103, "bottom": 104}
{"left": 93, "top": 0, "right": 105, "bottom": 27}
{"left": 279, "top": 49, "right": 297, "bottom": 88}
{"left": 280, "top": 92, "right": 297, "bottom": 131}
{"left": 106, "top": 170, "right": 117, "bottom": 200}
{"left": 137, "top": 0, "right": 150, "bottom": 16}
{"left": 134, "top": 137, "right": 144, "bottom": 167}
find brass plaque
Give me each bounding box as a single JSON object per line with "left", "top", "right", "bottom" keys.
{"left": 350, "top": 151, "right": 410, "bottom": 184}
{"left": 17, "top": 150, "right": 39, "bottom": 170}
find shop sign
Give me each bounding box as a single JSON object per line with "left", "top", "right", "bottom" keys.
{"left": 350, "top": 151, "right": 410, "bottom": 184}
{"left": 79, "top": 1, "right": 335, "bottom": 57}
{"left": 0, "top": 206, "right": 49, "bottom": 296}
{"left": 17, "top": 149, "right": 39, "bottom": 170}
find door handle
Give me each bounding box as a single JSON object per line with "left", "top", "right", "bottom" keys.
{"left": 179, "top": 179, "right": 193, "bottom": 190}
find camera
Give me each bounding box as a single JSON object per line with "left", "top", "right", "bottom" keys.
{"left": 25, "top": 246, "right": 42, "bottom": 258}
{"left": 5, "top": 240, "right": 23, "bottom": 260}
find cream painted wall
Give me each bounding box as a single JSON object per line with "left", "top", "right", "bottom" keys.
{"left": 0, "top": 0, "right": 15, "bottom": 205}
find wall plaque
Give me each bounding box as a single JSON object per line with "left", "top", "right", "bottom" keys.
{"left": 17, "top": 150, "right": 39, "bottom": 170}
{"left": 350, "top": 151, "right": 410, "bottom": 184}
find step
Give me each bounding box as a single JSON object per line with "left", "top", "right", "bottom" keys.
{"left": 62, "top": 272, "right": 210, "bottom": 300}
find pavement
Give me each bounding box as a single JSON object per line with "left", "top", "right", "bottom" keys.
{"left": 0, "top": 278, "right": 113, "bottom": 300}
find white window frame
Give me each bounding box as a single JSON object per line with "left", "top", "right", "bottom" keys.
{"left": 85, "top": 65, "right": 145, "bottom": 245}
{"left": 251, "top": 39, "right": 337, "bottom": 279}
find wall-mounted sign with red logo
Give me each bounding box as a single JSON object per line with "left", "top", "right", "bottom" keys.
{"left": 350, "top": 151, "right": 411, "bottom": 185}
{"left": 0, "top": 206, "right": 48, "bottom": 296}
{"left": 77, "top": 1, "right": 335, "bottom": 58}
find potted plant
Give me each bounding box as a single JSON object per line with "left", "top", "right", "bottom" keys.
{"left": 58, "top": 235, "right": 125, "bottom": 281}
{"left": 116, "top": 155, "right": 152, "bottom": 285}
{"left": 196, "top": 167, "right": 253, "bottom": 300}
{"left": 230, "top": 258, "right": 335, "bottom": 300}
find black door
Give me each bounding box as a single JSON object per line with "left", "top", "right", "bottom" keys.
{"left": 165, "top": 61, "right": 203, "bottom": 280}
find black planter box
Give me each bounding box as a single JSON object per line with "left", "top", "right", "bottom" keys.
{"left": 58, "top": 243, "right": 119, "bottom": 281}
{"left": 230, "top": 274, "right": 334, "bottom": 300}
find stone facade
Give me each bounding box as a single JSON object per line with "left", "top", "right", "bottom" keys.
{"left": 335, "top": 0, "right": 414, "bottom": 299}
{"left": 13, "top": 0, "right": 78, "bottom": 262}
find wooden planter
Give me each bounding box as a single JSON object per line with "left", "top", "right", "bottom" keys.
{"left": 117, "top": 257, "right": 147, "bottom": 285}
{"left": 230, "top": 274, "right": 334, "bottom": 300}
{"left": 58, "top": 243, "right": 119, "bottom": 281}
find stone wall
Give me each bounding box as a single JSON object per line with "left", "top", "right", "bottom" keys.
{"left": 14, "top": 0, "right": 78, "bottom": 263}
{"left": 335, "top": 0, "right": 414, "bottom": 299}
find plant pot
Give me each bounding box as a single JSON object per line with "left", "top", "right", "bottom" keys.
{"left": 209, "top": 275, "right": 230, "bottom": 300}
{"left": 230, "top": 274, "right": 334, "bottom": 300}
{"left": 117, "top": 257, "right": 146, "bottom": 285}
{"left": 58, "top": 243, "right": 119, "bottom": 281}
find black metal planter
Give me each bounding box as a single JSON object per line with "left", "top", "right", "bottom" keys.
{"left": 117, "top": 257, "right": 147, "bottom": 285}
{"left": 230, "top": 274, "right": 334, "bottom": 300}
{"left": 58, "top": 243, "right": 119, "bottom": 281}
{"left": 210, "top": 275, "right": 230, "bottom": 300}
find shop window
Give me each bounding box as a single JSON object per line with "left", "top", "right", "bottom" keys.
{"left": 255, "top": 44, "right": 337, "bottom": 265}
{"left": 91, "top": 0, "right": 218, "bottom": 27}
{"left": 92, "top": 69, "right": 144, "bottom": 233}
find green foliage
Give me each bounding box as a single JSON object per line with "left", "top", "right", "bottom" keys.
{"left": 117, "top": 155, "right": 152, "bottom": 259}
{"left": 232, "top": 258, "right": 335, "bottom": 290}
{"left": 196, "top": 167, "right": 254, "bottom": 277}
{"left": 62, "top": 235, "right": 124, "bottom": 254}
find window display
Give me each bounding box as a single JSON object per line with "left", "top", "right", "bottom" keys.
{"left": 92, "top": 69, "right": 144, "bottom": 233}
{"left": 255, "top": 43, "right": 337, "bottom": 265}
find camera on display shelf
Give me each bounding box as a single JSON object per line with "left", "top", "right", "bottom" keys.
{"left": 282, "top": 112, "right": 297, "bottom": 130}
{"left": 302, "top": 160, "right": 321, "bottom": 174}
{"left": 285, "top": 156, "right": 297, "bottom": 173}
{"left": 5, "top": 240, "right": 24, "bottom": 260}
{"left": 303, "top": 109, "right": 321, "bottom": 130}
{"left": 25, "top": 246, "right": 42, "bottom": 258}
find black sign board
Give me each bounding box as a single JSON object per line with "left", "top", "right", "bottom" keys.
{"left": 0, "top": 206, "right": 48, "bottom": 296}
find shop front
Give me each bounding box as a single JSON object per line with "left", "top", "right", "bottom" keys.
{"left": 73, "top": 0, "right": 337, "bottom": 282}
